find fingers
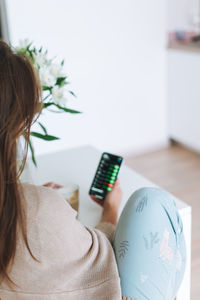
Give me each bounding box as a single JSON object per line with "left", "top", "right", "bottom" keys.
{"left": 115, "top": 178, "right": 119, "bottom": 183}
{"left": 90, "top": 179, "right": 121, "bottom": 207}
{"left": 112, "top": 178, "right": 120, "bottom": 189}
{"left": 90, "top": 195, "right": 104, "bottom": 207}
{"left": 43, "top": 182, "right": 53, "bottom": 187}
{"left": 43, "top": 182, "right": 63, "bottom": 189}
{"left": 114, "top": 178, "right": 120, "bottom": 186}
{"left": 53, "top": 183, "right": 64, "bottom": 189}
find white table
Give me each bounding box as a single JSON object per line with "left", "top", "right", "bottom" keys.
{"left": 20, "top": 145, "right": 191, "bottom": 300}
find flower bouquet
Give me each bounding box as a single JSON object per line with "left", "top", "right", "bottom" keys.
{"left": 16, "top": 39, "right": 81, "bottom": 167}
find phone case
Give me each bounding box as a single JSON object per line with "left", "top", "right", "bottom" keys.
{"left": 89, "top": 152, "right": 123, "bottom": 201}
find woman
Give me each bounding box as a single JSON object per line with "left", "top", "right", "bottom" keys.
{"left": 0, "top": 40, "right": 186, "bottom": 300}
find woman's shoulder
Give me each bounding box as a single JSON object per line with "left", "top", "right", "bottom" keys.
{"left": 21, "top": 181, "right": 60, "bottom": 196}
{"left": 20, "top": 181, "right": 63, "bottom": 205}
{"left": 19, "top": 181, "right": 77, "bottom": 220}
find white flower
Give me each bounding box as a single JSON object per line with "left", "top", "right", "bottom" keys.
{"left": 33, "top": 52, "right": 49, "bottom": 68}
{"left": 50, "top": 63, "right": 65, "bottom": 78}
{"left": 18, "top": 38, "right": 31, "bottom": 49}
{"left": 39, "top": 67, "right": 56, "bottom": 87}
{"left": 52, "top": 86, "right": 67, "bottom": 106}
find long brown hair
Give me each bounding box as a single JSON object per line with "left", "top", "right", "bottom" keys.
{"left": 0, "top": 40, "right": 41, "bottom": 285}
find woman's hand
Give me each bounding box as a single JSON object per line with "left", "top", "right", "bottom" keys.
{"left": 43, "top": 182, "right": 63, "bottom": 189}
{"left": 90, "top": 179, "right": 123, "bottom": 225}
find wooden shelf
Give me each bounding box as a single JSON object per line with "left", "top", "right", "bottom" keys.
{"left": 168, "top": 41, "right": 200, "bottom": 54}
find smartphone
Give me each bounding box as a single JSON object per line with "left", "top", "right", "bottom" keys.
{"left": 89, "top": 152, "right": 123, "bottom": 201}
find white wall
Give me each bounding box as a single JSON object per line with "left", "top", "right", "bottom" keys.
{"left": 168, "top": 0, "right": 199, "bottom": 31}
{"left": 6, "top": 0, "right": 168, "bottom": 157}
{"left": 168, "top": 50, "right": 200, "bottom": 152}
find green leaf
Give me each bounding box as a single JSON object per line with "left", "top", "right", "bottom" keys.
{"left": 56, "top": 77, "right": 67, "bottom": 87}
{"left": 43, "top": 86, "right": 52, "bottom": 91}
{"left": 54, "top": 103, "right": 81, "bottom": 114}
{"left": 27, "top": 42, "right": 33, "bottom": 50}
{"left": 43, "top": 94, "right": 51, "bottom": 101}
{"left": 28, "top": 50, "right": 34, "bottom": 60}
{"left": 38, "top": 122, "right": 48, "bottom": 135}
{"left": 61, "top": 59, "right": 65, "bottom": 66}
{"left": 29, "top": 139, "right": 37, "bottom": 167}
{"left": 69, "top": 90, "right": 77, "bottom": 98}
{"left": 43, "top": 102, "right": 54, "bottom": 108}
{"left": 30, "top": 131, "right": 60, "bottom": 141}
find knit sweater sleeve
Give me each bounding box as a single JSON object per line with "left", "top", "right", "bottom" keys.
{"left": 10, "top": 183, "right": 122, "bottom": 300}
{"left": 95, "top": 221, "right": 116, "bottom": 242}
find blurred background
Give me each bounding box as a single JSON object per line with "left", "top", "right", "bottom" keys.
{"left": 1, "top": 0, "right": 200, "bottom": 299}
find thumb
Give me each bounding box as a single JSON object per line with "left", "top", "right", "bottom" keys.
{"left": 113, "top": 178, "right": 120, "bottom": 187}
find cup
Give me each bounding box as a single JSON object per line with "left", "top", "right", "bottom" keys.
{"left": 57, "top": 183, "right": 79, "bottom": 212}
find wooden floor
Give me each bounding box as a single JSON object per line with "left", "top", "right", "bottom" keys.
{"left": 125, "top": 144, "right": 200, "bottom": 300}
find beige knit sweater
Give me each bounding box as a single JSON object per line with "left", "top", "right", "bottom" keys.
{"left": 0, "top": 183, "right": 132, "bottom": 300}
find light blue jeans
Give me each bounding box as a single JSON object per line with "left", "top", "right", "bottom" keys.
{"left": 113, "top": 188, "right": 186, "bottom": 300}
